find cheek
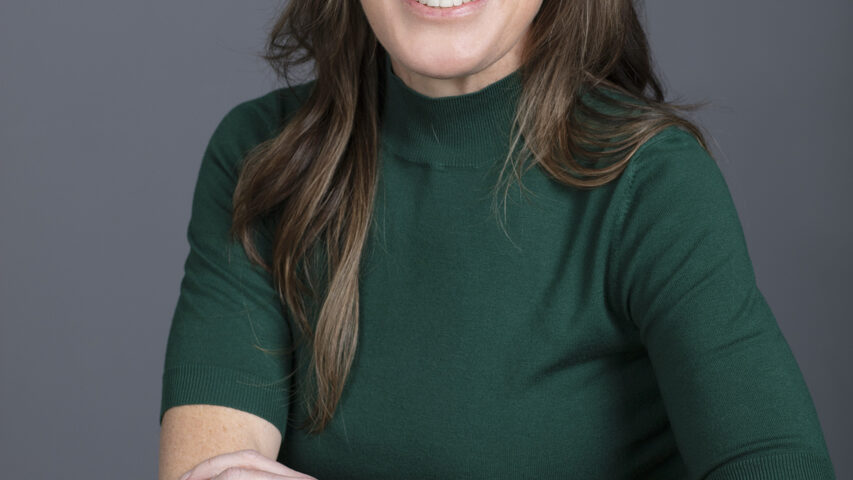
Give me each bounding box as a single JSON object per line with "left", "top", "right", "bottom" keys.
{"left": 512, "top": 0, "right": 544, "bottom": 31}
{"left": 359, "top": 0, "right": 396, "bottom": 41}
{"left": 507, "top": 0, "right": 542, "bottom": 29}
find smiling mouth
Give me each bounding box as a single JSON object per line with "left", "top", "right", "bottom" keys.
{"left": 415, "top": 0, "right": 478, "bottom": 6}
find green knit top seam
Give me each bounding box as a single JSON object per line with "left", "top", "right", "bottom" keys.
{"left": 607, "top": 126, "right": 691, "bottom": 328}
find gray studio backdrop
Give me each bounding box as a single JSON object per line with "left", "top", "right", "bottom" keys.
{"left": 0, "top": 1, "right": 850, "bottom": 478}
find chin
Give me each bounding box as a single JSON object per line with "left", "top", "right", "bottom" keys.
{"left": 388, "top": 47, "right": 489, "bottom": 80}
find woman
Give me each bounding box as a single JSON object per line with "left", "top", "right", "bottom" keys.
{"left": 159, "top": 0, "right": 836, "bottom": 479}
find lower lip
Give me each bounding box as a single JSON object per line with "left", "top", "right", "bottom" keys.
{"left": 403, "top": 0, "right": 488, "bottom": 19}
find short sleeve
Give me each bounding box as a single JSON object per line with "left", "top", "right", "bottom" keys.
{"left": 608, "top": 127, "right": 836, "bottom": 479}
{"left": 159, "top": 99, "right": 294, "bottom": 437}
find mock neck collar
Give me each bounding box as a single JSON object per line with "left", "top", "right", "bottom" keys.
{"left": 379, "top": 51, "right": 523, "bottom": 169}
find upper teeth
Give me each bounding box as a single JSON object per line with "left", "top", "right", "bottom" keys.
{"left": 417, "top": 0, "right": 473, "bottom": 7}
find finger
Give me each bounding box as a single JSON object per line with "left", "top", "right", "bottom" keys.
{"left": 212, "top": 466, "right": 317, "bottom": 480}
{"left": 182, "top": 449, "right": 310, "bottom": 480}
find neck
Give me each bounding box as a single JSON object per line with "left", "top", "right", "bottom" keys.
{"left": 379, "top": 50, "right": 524, "bottom": 169}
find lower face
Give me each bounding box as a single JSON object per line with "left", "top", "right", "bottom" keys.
{"left": 358, "top": 0, "right": 543, "bottom": 96}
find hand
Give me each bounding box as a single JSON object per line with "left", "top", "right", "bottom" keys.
{"left": 179, "top": 449, "right": 318, "bottom": 480}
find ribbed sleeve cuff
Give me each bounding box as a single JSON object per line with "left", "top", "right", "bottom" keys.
{"left": 160, "top": 364, "right": 290, "bottom": 437}
{"left": 705, "top": 451, "right": 836, "bottom": 480}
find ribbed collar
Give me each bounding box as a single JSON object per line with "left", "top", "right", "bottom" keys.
{"left": 379, "top": 51, "right": 523, "bottom": 169}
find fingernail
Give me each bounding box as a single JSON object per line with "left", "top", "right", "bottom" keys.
{"left": 179, "top": 471, "right": 191, "bottom": 480}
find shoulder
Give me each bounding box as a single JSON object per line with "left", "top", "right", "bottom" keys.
{"left": 190, "top": 80, "right": 316, "bottom": 218}
{"left": 209, "top": 79, "right": 317, "bottom": 150}
{"left": 607, "top": 125, "right": 753, "bottom": 305}
{"left": 577, "top": 87, "right": 712, "bottom": 178}
{"left": 634, "top": 125, "right": 708, "bottom": 161}
{"left": 612, "top": 125, "right": 743, "bottom": 253}
{"left": 200, "top": 80, "right": 316, "bottom": 179}
{"left": 620, "top": 125, "right": 721, "bottom": 197}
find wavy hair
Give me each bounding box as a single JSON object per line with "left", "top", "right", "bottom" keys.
{"left": 230, "top": 0, "right": 709, "bottom": 434}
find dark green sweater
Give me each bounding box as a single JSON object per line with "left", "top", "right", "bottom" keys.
{"left": 161, "top": 52, "right": 836, "bottom": 479}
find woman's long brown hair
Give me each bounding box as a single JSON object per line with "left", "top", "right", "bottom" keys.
{"left": 230, "top": 0, "right": 709, "bottom": 434}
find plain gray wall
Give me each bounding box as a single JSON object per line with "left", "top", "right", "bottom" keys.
{"left": 0, "top": 1, "right": 849, "bottom": 478}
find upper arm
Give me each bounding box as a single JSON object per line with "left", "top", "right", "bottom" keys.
{"left": 159, "top": 98, "right": 297, "bottom": 479}
{"left": 159, "top": 404, "right": 282, "bottom": 480}
{"left": 608, "top": 128, "right": 836, "bottom": 479}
